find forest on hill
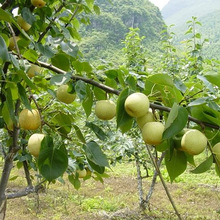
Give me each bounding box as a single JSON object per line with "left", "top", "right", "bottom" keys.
{"left": 79, "top": 0, "right": 166, "bottom": 64}
{"left": 162, "top": 0, "right": 220, "bottom": 59}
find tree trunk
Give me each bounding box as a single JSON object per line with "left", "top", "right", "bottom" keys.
{"left": 0, "top": 153, "right": 14, "bottom": 220}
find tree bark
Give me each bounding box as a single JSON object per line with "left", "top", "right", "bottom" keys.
{"left": 0, "top": 100, "right": 20, "bottom": 220}
{"left": 0, "top": 153, "right": 14, "bottom": 220}
{"left": 135, "top": 153, "right": 145, "bottom": 208}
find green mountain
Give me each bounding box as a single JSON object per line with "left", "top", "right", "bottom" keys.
{"left": 162, "top": 0, "right": 220, "bottom": 59}
{"left": 80, "top": 0, "right": 166, "bottom": 63}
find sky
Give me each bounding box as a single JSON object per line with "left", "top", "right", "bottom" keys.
{"left": 149, "top": 0, "right": 170, "bottom": 10}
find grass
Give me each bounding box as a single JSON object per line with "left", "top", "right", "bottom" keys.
{"left": 2, "top": 160, "right": 220, "bottom": 220}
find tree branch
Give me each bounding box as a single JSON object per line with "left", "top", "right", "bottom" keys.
{"left": 145, "top": 145, "right": 182, "bottom": 220}
{"left": 134, "top": 152, "right": 145, "bottom": 208}
{"left": 65, "top": 5, "right": 79, "bottom": 28}
{"left": 145, "top": 152, "right": 165, "bottom": 205}
{"left": 1, "top": 0, "right": 11, "bottom": 10}
{"left": 14, "top": 57, "right": 220, "bottom": 131}
{"left": 6, "top": 185, "right": 43, "bottom": 200}
{"left": 0, "top": 100, "right": 20, "bottom": 219}
{"left": 37, "top": 3, "right": 65, "bottom": 43}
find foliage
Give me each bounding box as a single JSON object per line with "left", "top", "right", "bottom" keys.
{"left": 0, "top": 0, "right": 220, "bottom": 219}
{"left": 162, "top": 0, "right": 220, "bottom": 59}
{"left": 79, "top": 0, "right": 166, "bottom": 63}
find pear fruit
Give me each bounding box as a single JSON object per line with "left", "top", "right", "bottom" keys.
{"left": 76, "top": 169, "right": 87, "bottom": 178}
{"left": 181, "top": 129, "right": 207, "bottom": 155}
{"left": 19, "top": 109, "right": 41, "bottom": 130}
{"left": 27, "top": 64, "right": 41, "bottom": 78}
{"left": 213, "top": 142, "right": 220, "bottom": 162}
{"left": 8, "top": 36, "right": 20, "bottom": 50}
{"left": 124, "top": 92, "right": 149, "bottom": 118}
{"left": 142, "top": 122, "right": 164, "bottom": 145}
{"left": 136, "top": 110, "right": 155, "bottom": 128}
{"left": 56, "top": 85, "right": 76, "bottom": 104}
{"left": 17, "top": 16, "right": 31, "bottom": 31}
{"left": 31, "top": 0, "right": 46, "bottom": 8}
{"left": 95, "top": 100, "right": 116, "bottom": 120}
{"left": 28, "top": 133, "right": 45, "bottom": 157}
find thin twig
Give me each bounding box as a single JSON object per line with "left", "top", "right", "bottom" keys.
{"left": 179, "top": 90, "right": 203, "bottom": 105}
{"left": 65, "top": 5, "right": 79, "bottom": 28}
{"left": 37, "top": 3, "right": 65, "bottom": 42}
{"left": 145, "top": 152, "right": 165, "bottom": 205}
{"left": 1, "top": 0, "right": 11, "bottom": 9}
{"left": 145, "top": 145, "right": 182, "bottom": 220}
{"left": 7, "top": 23, "right": 21, "bottom": 59}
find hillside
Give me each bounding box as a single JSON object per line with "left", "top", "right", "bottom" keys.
{"left": 162, "top": 0, "right": 220, "bottom": 59}
{"left": 80, "top": 0, "right": 166, "bottom": 63}
{"left": 162, "top": 0, "right": 220, "bottom": 25}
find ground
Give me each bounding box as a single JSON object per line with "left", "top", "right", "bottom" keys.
{"left": 3, "top": 162, "right": 220, "bottom": 220}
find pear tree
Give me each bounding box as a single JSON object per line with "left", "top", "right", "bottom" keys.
{"left": 0, "top": 1, "right": 219, "bottom": 220}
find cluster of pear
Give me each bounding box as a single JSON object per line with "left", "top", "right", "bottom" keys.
{"left": 124, "top": 92, "right": 164, "bottom": 145}
{"left": 123, "top": 92, "right": 220, "bottom": 160}
{"left": 18, "top": 108, "right": 43, "bottom": 157}
{"left": 17, "top": 84, "right": 76, "bottom": 157}
{"left": 8, "top": 0, "right": 46, "bottom": 50}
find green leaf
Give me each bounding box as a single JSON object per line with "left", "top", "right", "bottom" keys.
{"left": 75, "top": 80, "right": 87, "bottom": 101}
{"left": 86, "top": 122, "right": 107, "bottom": 141}
{"left": 82, "top": 86, "right": 93, "bottom": 117}
{"left": 52, "top": 112, "right": 73, "bottom": 135}
{"left": 116, "top": 88, "right": 133, "bottom": 133}
{"left": 50, "top": 73, "right": 71, "bottom": 86}
{"left": 86, "top": 0, "right": 94, "bottom": 9}
{"left": 73, "top": 124, "right": 86, "bottom": 144}
{"left": 87, "top": 158, "right": 105, "bottom": 174}
{"left": 215, "top": 164, "right": 220, "bottom": 177}
{"left": 68, "top": 174, "right": 81, "bottom": 190}
{"left": 93, "top": 5, "right": 101, "bottom": 15}
{"left": 84, "top": 141, "right": 109, "bottom": 168}
{"left": 0, "top": 8, "right": 13, "bottom": 22}
{"left": 156, "top": 140, "right": 169, "bottom": 152}
{"left": 93, "top": 87, "right": 107, "bottom": 100}
{"left": 147, "top": 74, "right": 174, "bottom": 87}
{"left": 105, "top": 69, "right": 118, "bottom": 79}
{"left": 2, "top": 103, "right": 13, "bottom": 129}
{"left": 174, "top": 77, "right": 187, "bottom": 93}
{"left": 36, "top": 43, "right": 54, "bottom": 58}
{"left": 163, "top": 103, "right": 188, "bottom": 140}
{"left": 22, "top": 49, "right": 38, "bottom": 62}
{"left": 126, "top": 75, "right": 136, "bottom": 91}
{"left": 60, "top": 42, "right": 79, "bottom": 58}
{"left": 38, "top": 136, "right": 68, "bottom": 182}
{"left": 191, "top": 105, "right": 220, "bottom": 126}
{"left": 17, "top": 83, "right": 31, "bottom": 110}
{"left": 165, "top": 149, "right": 187, "bottom": 183}
{"left": 0, "top": 36, "right": 9, "bottom": 62}
{"left": 205, "top": 71, "right": 220, "bottom": 88}
{"left": 73, "top": 61, "right": 93, "bottom": 73}
{"left": 191, "top": 155, "right": 213, "bottom": 174}
{"left": 5, "top": 88, "right": 16, "bottom": 123}
{"left": 18, "top": 69, "right": 38, "bottom": 91}
{"left": 51, "top": 54, "right": 70, "bottom": 71}
{"left": 188, "top": 97, "right": 209, "bottom": 107}
{"left": 21, "top": 7, "right": 35, "bottom": 25}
